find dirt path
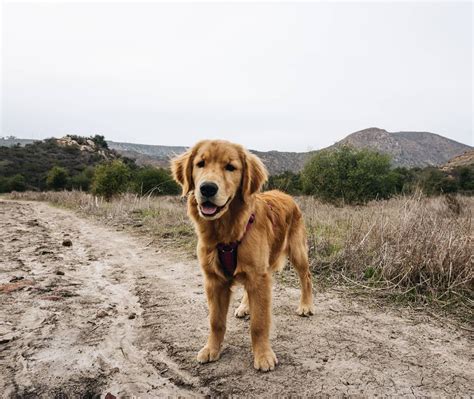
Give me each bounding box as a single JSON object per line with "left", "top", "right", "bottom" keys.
{"left": 0, "top": 200, "right": 472, "bottom": 398}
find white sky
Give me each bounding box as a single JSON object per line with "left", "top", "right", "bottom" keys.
{"left": 1, "top": 1, "right": 473, "bottom": 151}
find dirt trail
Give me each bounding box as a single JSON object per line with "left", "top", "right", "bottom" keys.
{"left": 0, "top": 200, "right": 472, "bottom": 398}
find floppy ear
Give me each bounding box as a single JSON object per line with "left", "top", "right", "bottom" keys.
{"left": 241, "top": 150, "right": 268, "bottom": 202}
{"left": 171, "top": 149, "right": 194, "bottom": 196}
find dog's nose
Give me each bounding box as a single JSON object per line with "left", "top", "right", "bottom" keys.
{"left": 200, "top": 182, "right": 218, "bottom": 198}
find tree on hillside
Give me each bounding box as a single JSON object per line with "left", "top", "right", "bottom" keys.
{"left": 46, "top": 166, "right": 69, "bottom": 190}
{"left": 301, "top": 146, "right": 396, "bottom": 204}
{"left": 92, "top": 160, "right": 131, "bottom": 200}
{"left": 92, "top": 135, "right": 108, "bottom": 149}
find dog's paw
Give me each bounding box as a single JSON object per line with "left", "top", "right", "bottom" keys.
{"left": 197, "top": 345, "right": 221, "bottom": 364}
{"left": 253, "top": 349, "right": 278, "bottom": 372}
{"left": 296, "top": 303, "right": 315, "bottom": 317}
{"left": 234, "top": 305, "right": 250, "bottom": 318}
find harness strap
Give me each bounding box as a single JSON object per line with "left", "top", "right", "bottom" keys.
{"left": 216, "top": 213, "right": 255, "bottom": 279}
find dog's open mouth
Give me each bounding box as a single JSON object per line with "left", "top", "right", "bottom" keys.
{"left": 200, "top": 201, "right": 223, "bottom": 217}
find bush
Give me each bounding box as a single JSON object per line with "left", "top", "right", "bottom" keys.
{"left": 70, "top": 166, "right": 95, "bottom": 191}
{"left": 418, "top": 167, "right": 459, "bottom": 195}
{"left": 133, "top": 167, "right": 180, "bottom": 195}
{"left": 92, "top": 160, "right": 131, "bottom": 199}
{"left": 0, "top": 174, "right": 27, "bottom": 192}
{"left": 92, "top": 135, "right": 108, "bottom": 149}
{"left": 301, "top": 146, "right": 395, "bottom": 204}
{"left": 46, "top": 166, "right": 69, "bottom": 190}
{"left": 266, "top": 171, "right": 303, "bottom": 194}
{"left": 453, "top": 166, "right": 474, "bottom": 192}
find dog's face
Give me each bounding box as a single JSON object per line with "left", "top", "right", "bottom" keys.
{"left": 171, "top": 140, "right": 268, "bottom": 220}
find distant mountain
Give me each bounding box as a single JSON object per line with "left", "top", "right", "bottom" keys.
{"left": 108, "top": 129, "right": 471, "bottom": 173}
{"left": 332, "top": 128, "right": 472, "bottom": 168}
{"left": 0, "top": 137, "right": 37, "bottom": 147}
{"left": 3, "top": 128, "right": 471, "bottom": 174}
{"left": 106, "top": 141, "right": 309, "bottom": 175}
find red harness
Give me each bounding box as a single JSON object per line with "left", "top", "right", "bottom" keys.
{"left": 216, "top": 213, "right": 255, "bottom": 279}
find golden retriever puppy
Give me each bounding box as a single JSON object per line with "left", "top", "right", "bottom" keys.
{"left": 171, "top": 140, "right": 314, "bottom": 372}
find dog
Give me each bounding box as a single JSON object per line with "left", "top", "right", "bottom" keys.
{"left": 171, "top": 140, "right": 314, "bottom": 372}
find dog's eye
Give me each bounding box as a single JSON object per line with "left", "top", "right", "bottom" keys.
{"left": 197, "top": 160, "right": 205, "bottom": 168}
{"left": 225, "top": 164, "right": 235, "bottom": 172}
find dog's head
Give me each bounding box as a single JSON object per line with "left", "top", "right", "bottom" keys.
{"left": 171, "top": 140, "right": 268, "bottom": 220}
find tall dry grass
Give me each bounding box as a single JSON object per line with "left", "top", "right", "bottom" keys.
{"left": 299, "top": 192, "right": 473, "bottom": 306}
{"left": 7, "top": 190, "right": 473, "bottom": 309}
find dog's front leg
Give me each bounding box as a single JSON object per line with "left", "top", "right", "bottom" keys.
{"left": 246, "top": 272, "right": 278, "bottom": 372}
{"left": 197, "top": 273, "right": 231, "bottom": 363}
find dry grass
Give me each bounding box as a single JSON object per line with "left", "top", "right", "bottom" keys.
{"left": 7, "top": 190, "right": 473, "bottom": 313}
{"left": 299, "top": 192, "right": 473, "bottom": 310}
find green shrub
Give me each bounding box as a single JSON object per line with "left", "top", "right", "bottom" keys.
{"left": 133, "top": 166, "right": 180, "bottom": 195}
{"left": 301, "top": 146, "right": 395, "bottom": 204}
{"left": 70, "top": 166, "right": 95, "bottom": 191}
{"left": 266, "top": 171, "right": 302, "bottom": 194}
{"left": 92, "top": 160, "right": 131, "bottom": 199}
{"left": 0, "top": 174, "right": 27, "bottom": 192}
{"left": 46, "top": 166, "right": 69, "bottom": 190}
{"left": 418, "top": 167, "right": 459, "bottom": 195}
{"left": 454, "top": 166, "right": 474, "bottom": 191}
{"left": 92, "top": 135, "right": 108, "bottom": 149}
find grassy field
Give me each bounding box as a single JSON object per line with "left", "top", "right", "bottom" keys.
{"left": 8, "top": 190, "right": 473, "bottom": 318}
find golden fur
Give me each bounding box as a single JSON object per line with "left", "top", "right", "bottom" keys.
{"left": 171, "top": 140, "right": 314, "bottom": 372}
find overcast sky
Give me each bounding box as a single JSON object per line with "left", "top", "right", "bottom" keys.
{"left": 2, "top": 1, "right": 472, "bottom": 151}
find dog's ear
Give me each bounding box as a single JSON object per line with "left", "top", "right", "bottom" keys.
{"left": 241, "top": 150, "right": 268, "bottom": 202}
{"left": 171, "top": 148, "right": 195, "bottom": 196}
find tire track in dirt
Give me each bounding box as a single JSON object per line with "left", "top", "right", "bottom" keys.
{"left": 0, "top": 200, "right": 472, "bottom": 397}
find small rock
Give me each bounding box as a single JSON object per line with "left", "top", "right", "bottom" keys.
{"left": 0, "top": 333, "right": 15, "bottom": 345}
{"left": 96, "top": 309, "right": 108, "bottom": 318}
{"left": 62, "top": 239, "right": 73, "bottom": 247}
{"left": 55, "top": 270, "right": 65, "bottom": 276}
{"left": 128, "top": 313, "right": 136, "bottom": 320}
{"left": 41, "top": 295, "right": 62, "bottom": 301}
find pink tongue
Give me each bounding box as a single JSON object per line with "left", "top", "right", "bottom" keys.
{"left": 201, "top": 204, "right": 218, "bottom": 215}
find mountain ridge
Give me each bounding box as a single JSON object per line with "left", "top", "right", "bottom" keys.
{"left": 1, "top": 128, "right": 471, "bottom": 174}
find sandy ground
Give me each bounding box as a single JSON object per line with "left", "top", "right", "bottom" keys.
{"left": 0, "top": 199, "right": 472, "bottom": 398}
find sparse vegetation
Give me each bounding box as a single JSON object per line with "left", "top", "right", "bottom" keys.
{"left": 299, "top": 193, "right": 473, "bottom": 311}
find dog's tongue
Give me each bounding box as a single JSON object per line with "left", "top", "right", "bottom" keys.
{"left": 201, "top": 203, "right": 218, "bottom": 215}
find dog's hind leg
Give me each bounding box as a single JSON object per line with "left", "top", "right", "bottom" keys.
{"left": 234, "top": 289, "right": 250, "bottom": 318}
{"left": 288, "top": 219, "right": 315, "bottom": 317}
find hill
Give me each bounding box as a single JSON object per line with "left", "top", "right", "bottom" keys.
{"left": 0, "top": 136, "right": 131, "bottom": 191}
{"left": 333, "top": 128, "right": 472, "bottom": 168}
{"left": 440, "top": 149, "right": 474, "bottom": 171}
